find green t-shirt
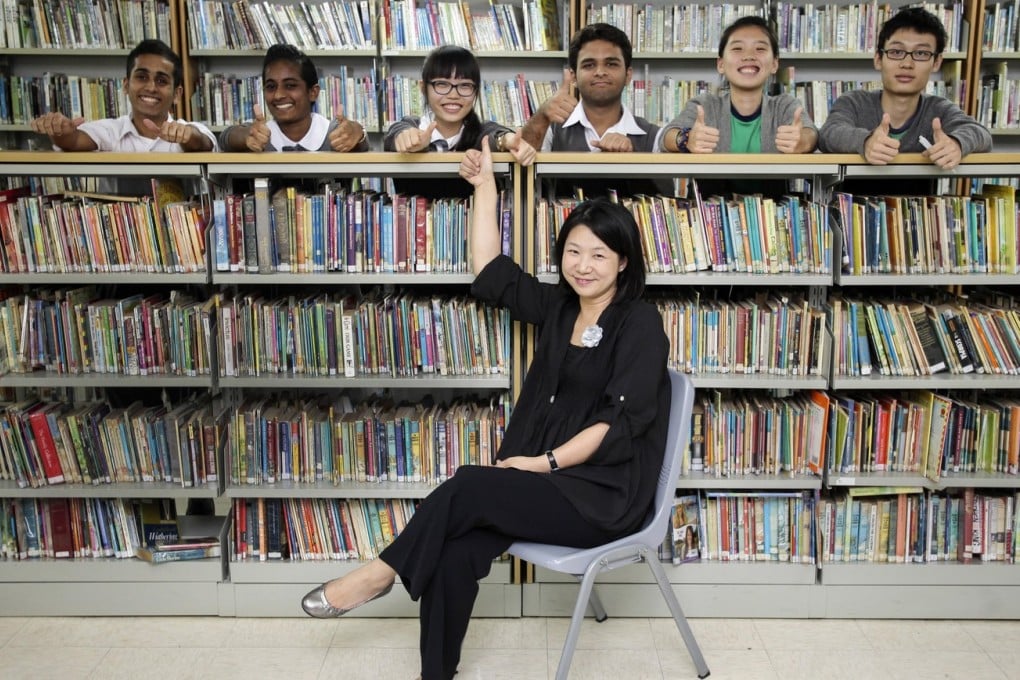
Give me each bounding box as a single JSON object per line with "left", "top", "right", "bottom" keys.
{"left": 730, "top": 112, "right": 762, "bottom": 153}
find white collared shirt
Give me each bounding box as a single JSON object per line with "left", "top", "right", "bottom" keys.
{"left": 540, "top": 102, "right": 663, "bottom": 151}
{"left": 420, "top": 110, "right": 463, "bottom": 150}
{"left": 269, "top": 112, "right": 330, "bottom": 151}
{"left": 77, "top": 114, "right": 218, "bottom": 151}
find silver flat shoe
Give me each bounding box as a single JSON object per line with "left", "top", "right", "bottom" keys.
{"left": 301, "top": 582, "right": 394, "bottom": 618}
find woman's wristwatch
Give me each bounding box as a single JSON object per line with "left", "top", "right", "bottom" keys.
{"left": 545, "top": 449, "right": 559, "bottom": 471}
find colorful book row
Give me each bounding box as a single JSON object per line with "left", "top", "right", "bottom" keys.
{"left": 834, "top": 187, "right": 1019, "bottom": 276}
{"left": 657, "top": 293, "right": 827, "bottom": 378}
{"left": 232, "top": 496, "right": 416, "bottom": 561}
{"left": 218, "top": 291, "right": 510, "bottom": 378}
{"left": 3, "top": 0, "right": 171, "bottom": 49}
{"left": 226, "top": 393, "right": 508, "bottom": 485}
{"left": 0, "top": 74, "right": 128, "bottom": 126}
{"left": 0, "top": 398, "right": 224, "bottom": 489}
{"left": 2, "top": 289, "right": 215, "bottom": 378}
{"left": 823, "top": 391, "right": 1020, "bottom": 479}
{"left": 0, "top": 189, "right": 207, "bottom": 274}
{"left": 381, "top": 0, "right": 563, "bottom": 51}
{"left": 830, "top": 296, "right": 1020, "bottom": 378}
{"left": 187, "top": 0, "right": 376, "bottom": 50}
{"left": 213, "top": 185, "right": 512, "bottom": 274}
{"left": 0, "top": 497, "right": 148, "bottom": 561}
{"left": 817, "top": 487, "right": 1019, "bottom": 565}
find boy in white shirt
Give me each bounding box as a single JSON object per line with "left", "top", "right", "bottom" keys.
{"left": 30, "top": 39, "right": 216, "bottom": 152}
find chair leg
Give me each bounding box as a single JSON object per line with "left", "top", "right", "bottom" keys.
{"left": 645, "top": 555, "right": 711, "bottom": 679}
{"left": 555, "top": 565, "right": 601, "bottom": 680}
{"left": 575, "top": 575, "right": 608, "bottom": 622}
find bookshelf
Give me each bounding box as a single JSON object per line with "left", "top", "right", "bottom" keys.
{"left": 0, "top": 152, "right": 223, "bottom": 615}
{"left": 523, "top": 152, "right": 1020, "bottom": 620}
{"left": 2, "top": 152, "right": 1019, "bottom": 619}
{"left": 203, "top": 152, "right": 524, "bottom": 617}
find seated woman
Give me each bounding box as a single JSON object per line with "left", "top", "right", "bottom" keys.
{"left": 383, "top": 45, "right": 535, "bottom": 197}
{"left": 301, "top": 136, "right": 671, "bottom": 680}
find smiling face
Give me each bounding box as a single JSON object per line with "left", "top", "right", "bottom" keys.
{"left": 717, "top": 25, "right": 779, "bottom": 93}
{"left": 263, "top": 60, "right": 318, "bottom": 125}
{"left": 573, "top": 38, "right": 631, "bottom": 107}
{"left": 875, "top": 28, "right": 942, "bottom": 96}
{"left": 124, "top": 53, "right": 181, "bottom": 124}
{"left": 560, "top": 223, "right": 626, "bottom": 305}
{"left": 424, "top": 73, "right": 477, "bottom": 137}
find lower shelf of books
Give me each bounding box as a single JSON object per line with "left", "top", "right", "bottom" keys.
{"left": 0, "top": 559, "right": 224, "bottom": 615}
{"left": 224, "top": 560, "right": 518, "bottom": 618}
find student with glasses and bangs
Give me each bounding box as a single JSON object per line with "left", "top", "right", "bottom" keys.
{"left": 819, "top": 7, "right": 991, "bottom": 169}
{"left": 383, "top": 45, "right": 535, "bottom": 197}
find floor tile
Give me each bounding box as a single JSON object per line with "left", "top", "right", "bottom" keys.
{"left": 753, "top": 619, "right": 872, "bottom": 651}
{"left": 317, "top": 646, "right": 420, "bottom": 680}
{"left": 658, "top": 647, "right": 777, "bottom": 680}
{"left": 87, "top": 648, "right": 205, "bottom": 679}
{"left": 767, "top": 650, "right": 888, "bottom": 679}
{"left": 8, "top": 616, "right": 236, "bottom": 648}
{"left": 461, "top": 617, "right": 548, "bottom": 649}
{"left": 190, "top": 646, "right": 328, "bottom": 680}
{"left": 546, "top": 617, "right": 655, "bottom": 650}
{"left": 0, "top": 617, "right": 28, "bottom": 646}
{"left": 331, "top": 618, "right": 418, "bottom": 648}
{"left": 223, "top": 617, "right": 337, "bottom": 648}
{"left": 651, "top": 617, "right": 764, "bottom": 651}
{"left": 960, "top": 620, "right": 1020, "bottom": 655}
{"left": 0, "top": 645, "right": 108, "bottom": 679}
{"left": 856, "top": 619, "right": 976, "bottom": 650}
{"left": 989, "top": 652, "right": 1020, "bottom": 680}
{"left": 554, "top": 648, "right": 663, "bottom": 680}
{"left": 457, "top": 648, "right": 547, "bottom": 679}
{"left": 868, "top": 650, "right": 1008, "bottom": 680}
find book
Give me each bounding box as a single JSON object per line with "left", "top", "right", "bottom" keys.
{"left": 253, "top": 178, "right": 273, "bottom": 273}
{"left": 671, "top": 494, "right": 701, "bottom": 564}
{"left": 136, "top": 542, "right": 221, "bottom": 563}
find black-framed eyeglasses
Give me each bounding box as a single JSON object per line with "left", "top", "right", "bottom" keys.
{"left": 429, "top": 80, "right": 477, "bottom": 96}
{"left": 880, "top": 48, "right": 937, "bottom": 62}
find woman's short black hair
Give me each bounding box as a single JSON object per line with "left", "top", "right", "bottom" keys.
{"left": 555, "top": 199, "right": 646, "bottom": 304}
{"left": 420, "top": 45, "right": 483, "bottom": 151}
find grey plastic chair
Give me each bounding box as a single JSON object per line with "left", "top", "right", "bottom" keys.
{"left": 509, "top": 370, "right": 710, "bottom": 679}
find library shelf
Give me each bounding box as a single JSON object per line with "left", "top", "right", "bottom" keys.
{"left": 0, "top": 481, "right": 219, "bottom": 499}
{"left": 217, "top": 375, "right": 510, "bottom": 390}
{"left": 678, "top": 472, "right": 823, "bottom": 491}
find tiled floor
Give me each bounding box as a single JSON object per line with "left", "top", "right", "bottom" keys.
{"left": 0, "top": 615, "right": 1017, "bottom": 679}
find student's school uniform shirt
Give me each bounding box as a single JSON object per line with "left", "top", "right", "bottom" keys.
{"left": 78, "top": 114, "right": 218, "bottom": 151}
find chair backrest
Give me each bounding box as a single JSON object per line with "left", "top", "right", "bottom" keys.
{"left": 639, "top": 370, "right": 695, "bottom": 544}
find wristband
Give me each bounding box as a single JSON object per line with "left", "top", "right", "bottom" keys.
{"left": 545, "top": 449, "right": 559, "bottom": 471}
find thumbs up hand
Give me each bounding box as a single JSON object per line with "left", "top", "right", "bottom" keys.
{"left": 923, "top": 117, "right": 962, "bottom": 170}
{"left": 245, "top": 105, "right": 271, "bottom": 152}
{"left": 395, "top": 121, "right": 438, "bottom": 153}
{"left": 538, "top": 68, "right": 578, "bottom": 124}
{"left": 460, "top": 135, "right": 495, "bottom": 187}
{"left": 686, "top": 104, "right": 720, "bottom": 153}
{"left": 31, "top": 111, "right": 84, "bottom": 139}
{"left": 775, "top": 106, "right": 805, "bottom": 154}
{"left": 327, "top": 106, "right": 367, "bottom": 152}
{"left": 863, "top": 112, "right": 899, "bottom": 165}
